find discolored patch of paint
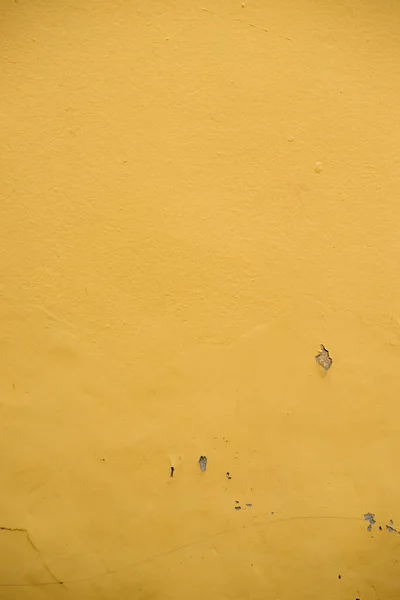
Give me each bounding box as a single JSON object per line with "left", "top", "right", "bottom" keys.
{"left": 315, "top": 344, "right": 332, "bottom": 371}
{"left": 198, "top": 456, "right": 207, "bottom": 472}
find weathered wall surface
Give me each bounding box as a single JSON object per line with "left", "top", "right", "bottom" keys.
{"left": 1, "top": 0, "right": 400, "bottom": 598}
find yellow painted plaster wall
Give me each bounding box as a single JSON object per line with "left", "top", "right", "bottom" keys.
{"left": 1, "top": 1, "right": 400, "bottom": 598}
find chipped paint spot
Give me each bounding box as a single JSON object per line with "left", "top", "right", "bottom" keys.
{"left": 315, "top": 344, "right": 332, "bottom": 370}
{"left": 364, "top": 512, "right": 376, "bottom": 531}
{"left": 198, "top": 456, "right": 207, "bottom": 472}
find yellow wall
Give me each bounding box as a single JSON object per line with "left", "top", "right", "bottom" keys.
{"left": 1, "top": 1, "right": 400, "bottom": 598}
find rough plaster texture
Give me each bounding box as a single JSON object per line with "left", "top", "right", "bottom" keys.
{"left": 1, "top": 0, "right": 400, "bottom": 598}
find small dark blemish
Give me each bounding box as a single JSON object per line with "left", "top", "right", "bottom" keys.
{"left": 379, "top": 526, "right": 382, "bottom": 530}
{"left": 234, "top": 506, "right": 241, "bottom": 511}
{"left": 170, "top": 466, "right": 175, "bottom": 478}
{"left": 226, "top": 472, "right": 232, "bottom": 479}
{"left": 235, "top": 500, "right": 239, "bottom": 503}
{"left": 101, "top": 458, "right": 106, "bottom": 461}
{"left": 246, "top": 503, "right": 252, "bottom": 507}
{"left": 338, "top": 575, "right": 341, "bottom": 580}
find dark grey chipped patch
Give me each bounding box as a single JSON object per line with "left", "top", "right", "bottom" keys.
{"left": 386, "top": 524, "right": 398, "bottom": 533}
{"left": 234, "top": 506, "right": 241, "bottom": 511}
{"left": 198, "top": 456, "right": 207, "bottom": 472}
{"left": 246, "top": 503, "right": 252, "bottom": 507}
{"left": 390, "top": 519, "right": 394, "bottom": 526}
{"left": 364, "top": 512, "right": 376, "bottom": 531}
{"left": 315, "top": 344, "right": 332, "bottom": 370}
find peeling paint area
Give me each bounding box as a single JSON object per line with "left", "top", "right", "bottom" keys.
{"left": 363, "top": 514, "right": 400, "bottom": 535}
{"left": 386, "top": 525, "right": 397, "bottom": 533}
{"left": 363, "top": 512, "right": 376, "bottom": 531}
{"left": 198, "top": 456, "right": 207, "bottom": 472}
{"left": 315, "top": 344, "right": 332, "bottom": 370}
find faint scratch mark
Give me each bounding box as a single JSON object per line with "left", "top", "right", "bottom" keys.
{"left": 30, "top": 303, "right": 78, "bottom": 334}
{"left": 0, "top": 515, "right": 368, "bottom": 588}
{"left": 237, "top": 19, "right": 268, "bottom": 33}
{"left": 61, "top": 515, "right": 364, "bottom": 587}
{"left": 200, "top": 7, "right": 268, "bottom": 34}
{"left": 0, "top": 526, "right": 63, "bottom": 587}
